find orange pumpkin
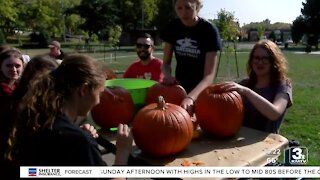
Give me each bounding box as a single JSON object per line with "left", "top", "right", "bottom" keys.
{"left": 145, "top": 83, "right": 187, "bottom": 105}
{"left": 132, "top": 96, "right": 193, "bottom": 157}
{"left": 104, "top": 68, "right": 117, "bottom": 80}
{"left": 195, "top": 83, "right": 244, "bottom": 138}
{"left": 91, "top": 87, "right": 134, "bottom": 129}
{"left": 100, "top": 63, "right": 117, "bottom": 80}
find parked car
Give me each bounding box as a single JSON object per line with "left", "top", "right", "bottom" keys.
{"left": 285, "top": 39, "right": 293, "bottom": 44}
{"left": 275, "top": 41, "right": 282, "bottom": 45}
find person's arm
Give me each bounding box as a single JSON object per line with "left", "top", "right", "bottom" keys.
{"left": 221, "top": 82, "right": 290, "bottom": 121}
{"left": 114, "top": 124, "right": 133, "bottom": 166}
{"left": 181, "top": 51, "right": 218, "bottom": 114}
{"left": 161, "top": 42, "right": 176, "bottom": 85}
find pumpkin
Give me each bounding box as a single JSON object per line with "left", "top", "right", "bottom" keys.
{"left": 132, "top": 96, "right": 193, "bottom": 157}
{"left": 100, "top": 63, "right": 117, "bottom": 80}
{"left": 91, "top": 86, "right": 135, "bottom": 129}
{"left": 145, "top": 83, "right": 187, "bottom": 105}
{"left": 104, "top": 68, "right": 117, "bottom": 80}
{"left": 195, "top": 83, "right": 244, "bottom": 138}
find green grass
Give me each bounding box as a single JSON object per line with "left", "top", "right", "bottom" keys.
{"left": 280, "top": 53, "right": 320, "bottom": 166}
{"left": 22, "top": 47, "right": 320, "bottom": 166}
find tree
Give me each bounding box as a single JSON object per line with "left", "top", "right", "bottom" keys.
{"left": 73, "top": 0, "right": 119, "bottom": 38}
{"left": 301, "top": 0, "right": 320, "bottom": 49}
{"left": 256, "top": 24, "right": 266, "bottom": 40}
{"left": 113, "top": 0, "right": 159, "bottom": 30}
{"left": 268, "top": 31, "right": 276, "bottom": 41}
{"left": 108, "top": 25, "right": 122, "bottom": 47}
{"left": 0, "top": 0, "right": 19, "bottom": 36}
{"left": 108, "top": 25, "right": 122, "bottom": 61}
{"left": 291, "top": 16, "right": 305, "bottom": 44}
{"left": 141, "top": 0, "right": 159, "bottom": 28}
{"left": 113, "top": 0, "right": 137, "bottom": 30}
{"left": 153, "top": 0, "right": 176, "bottom": 32}
{"left": 210, "top": 9, "right": 239, "bottom": 42}
{"left": 210, "top": 9, "right": 240, "bottom": 78}
{"left": 16, "top": 0, "right": 67, "bottom": 38}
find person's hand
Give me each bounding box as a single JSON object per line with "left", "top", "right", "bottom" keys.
{"left": 114, "top": 124, "right": 133, "bottom": 165}
{"left": 162, "top": 75, "right": 178, "bottom": 85}
{"left": 116, "top": 124, "right": 133, "bottom": 150}
{"left": 220, "top": 82, "right": 248, "bottom": 95}
{"left": 80, "top": 123, "right": 99, "bottom": 139}
{"left": 181, "top": 97, "right": 195, "bottom": 116}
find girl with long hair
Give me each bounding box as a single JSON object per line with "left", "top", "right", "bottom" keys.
{"left": 8, "top": 54, "right": 132, "bottom": 169}
{"left": 222, "top": 40, "right": 292, "bottom": 133}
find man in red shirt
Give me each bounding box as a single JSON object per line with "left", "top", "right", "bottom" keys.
{"left": 123, "top": 33, "right": 163, "bottom": 82}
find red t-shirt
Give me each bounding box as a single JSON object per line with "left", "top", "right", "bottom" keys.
{"left": 123, "top": 58, "right": 163, "bottom": 82}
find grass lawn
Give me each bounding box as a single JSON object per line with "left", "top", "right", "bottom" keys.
{"left": 21, "top": 46, "right": 320, "bottom": 166}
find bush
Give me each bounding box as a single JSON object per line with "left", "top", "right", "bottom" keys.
{"left": 38, "top": 31, "right": 49, "bottom": 48}
{"left": 29, "top": 31, "right": 49, "bottom": 48}
{"left": 0, "top": 29, "right": 6, "bottom": 44}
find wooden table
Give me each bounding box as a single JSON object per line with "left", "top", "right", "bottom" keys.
{"left": 99, "top": 126, "right": 289, "bottom": 167}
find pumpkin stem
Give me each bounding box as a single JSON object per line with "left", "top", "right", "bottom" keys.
{"left": 158, "top": 96, "right": 166, "bottom": 110}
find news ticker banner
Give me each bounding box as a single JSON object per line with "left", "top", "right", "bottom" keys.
{"left": 21, "top": 166, "right": 320, "bottom": 178}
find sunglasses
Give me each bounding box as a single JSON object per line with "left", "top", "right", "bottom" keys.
{"left": 136, "top": 43, "right": 151, "bottom": 49}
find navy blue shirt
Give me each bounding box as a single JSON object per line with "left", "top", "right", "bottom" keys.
{"left": 240, "top": 79, "right": 293, "bottom": 133}
{"left": 22, "top": 114, "right": 106, "bottom": 166}
{"left": 160, "top": 17, "right": 222, "bottom": 93}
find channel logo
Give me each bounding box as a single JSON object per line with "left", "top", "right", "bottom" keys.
{"left": 287, "top": 147, "right": 308, "bottom": 165}
{"left": 28, "top": 168, "right": 37, "bottom": 176}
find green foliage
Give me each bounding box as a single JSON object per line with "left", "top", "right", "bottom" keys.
{"left": 0, "top": 0, "right": 18, "bottom": 23}
{"left": 0, "top": 0, "right": 19, "bottom": 36}
{"left": 256, "top": 24, "right": 266, "bottom": 40}
{"left": 299, "top": 0, "right": 320, "bottom": 48}
{"left": 63, "top": 0, "right": 82, "bottom": 35}
{"left": 113, "top": 0, "right": 137, "bottom": 30}
{"left": 114, "top": 0, "right": 160, "bottom": 30}
{"left": 0, "top": 29, "right": 6, "bottom": 44}
{"left": 242, "top": 22, "right": 291, "bottom": 31}
{"left": 108, "top": 25, "right": 122, "bottom": 47}
{"left": 90, "top": 34, "right": 99, "bottom": 42}
{"left": 268, "top": 31, "right": 276, "bottom": 41}
{"left": 211, "top": 9, "right": 239, "bottom": 41}
{"left": 143, "top": 0, "right": 159, "bottom": 27}
{"left": 29, "top": 31, "right": 49, "bottom": 48}
{"left": 38, "top": 31, "right": 49, "bottom": 48}
{"left": 73, "top": 0, "right": 119, "bottom": 37}
{"left": 153, "top": 0, "right": 176, "bottom": 32}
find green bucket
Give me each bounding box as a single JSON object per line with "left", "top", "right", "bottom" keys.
{"left": 105, "top": 78, "right": 157, "bottom": 110}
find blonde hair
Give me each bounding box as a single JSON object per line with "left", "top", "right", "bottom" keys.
{"left": 175, "top": 0, "right": 203, "bottom": 12}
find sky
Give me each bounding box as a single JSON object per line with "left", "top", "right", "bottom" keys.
{"left": 199, "top": 0, "right": 305, "bottom": 25}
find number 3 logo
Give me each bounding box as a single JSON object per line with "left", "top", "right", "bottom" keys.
{"left": 292, "top": 148, "right": 303, "bottom": 160}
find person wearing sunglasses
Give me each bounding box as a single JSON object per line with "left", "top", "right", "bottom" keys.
{"left": 123, "top": 33, "right": 163, "bottom": 82}
{"left": 221, "top": 40, "right": 292, "bottom": 133}
{"left": 160, "top": 0, "right": 222, "bottom": 115}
